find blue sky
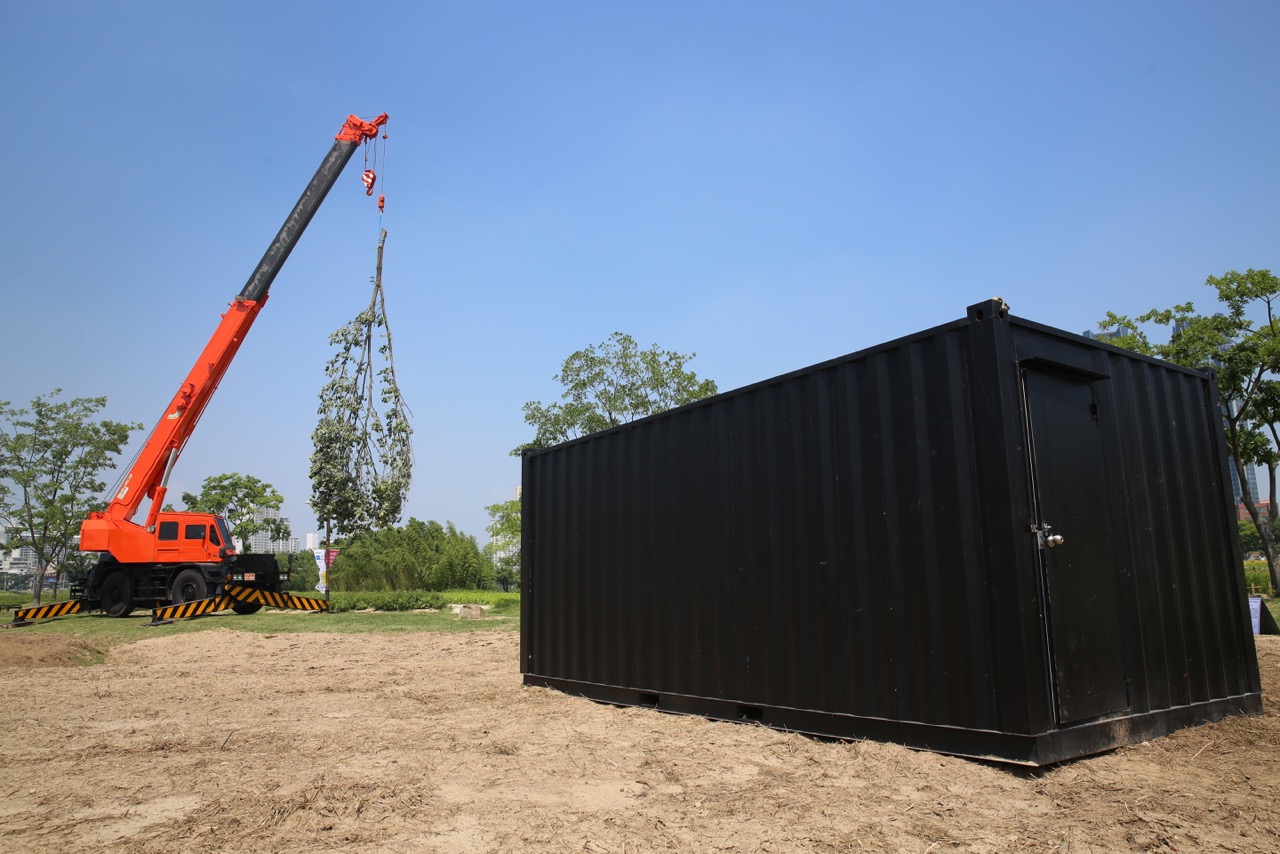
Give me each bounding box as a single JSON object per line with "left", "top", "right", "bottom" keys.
{"left": 3, "top": 1, "right": 1277, "bottom": 544}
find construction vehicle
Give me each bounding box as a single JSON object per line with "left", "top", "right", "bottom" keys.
{"left": 11, "top": 112, "right": 388, "bottom": 625}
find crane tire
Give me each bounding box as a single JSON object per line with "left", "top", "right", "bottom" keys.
{"left": 232, "top": 602, "right": 262, "bottom": 615}
{"left": 100, "top": 572, "right": 134, "bottom": 618}
{"left": 169, "top": 568, "right": 207, "bottom": 605}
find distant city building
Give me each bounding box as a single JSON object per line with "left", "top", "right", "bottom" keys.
{"left": 1082, "top": 328, "right": 1124, "bottom": 343}
{"left": 244, "top": 507, "right": 299, "bottom": 553}
{"left": 0, "top": 524, "right": 42, "bottom": 589}
{"left": 1229, "top": 456, "right": 1261, "bottom": 506}
{"left": 1237, "top": 500, "right": 1272, "bottom": 522}
{"left": 489, "top": 486, "right": 521, "bottom": 566}
{"left": 489, "top": 537, "right": 519, "bottom": 564}
{"left": 1, "top": 543, "right": 38, "bottom": 574}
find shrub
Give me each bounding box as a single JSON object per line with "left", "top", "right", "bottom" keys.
{"left": 327, "top": 590, "right": 448, "bottom": 612}
{"left": 1243, "top": 562, "right": 1273, "bottom": 596}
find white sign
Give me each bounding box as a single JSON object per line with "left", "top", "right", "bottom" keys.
{"left": 313, "top": 548, "right": 328, "bottom": 594}
{"left": 1249, "top": 596, "right": 1262, "bottom": 635}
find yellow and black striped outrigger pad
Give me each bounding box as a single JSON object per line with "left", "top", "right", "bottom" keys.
{"left": 223, "top": 584, "right": 329, "bottom": 613}
{"left": 151, "top": 595, "right": 236, "bottom": 622}
{"left": 10, "top": 599, "right": 85, "bottom": 624}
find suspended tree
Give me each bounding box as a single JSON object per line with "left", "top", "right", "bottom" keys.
{"left": 310, "top": 229, "right": 414, "bottom": 546}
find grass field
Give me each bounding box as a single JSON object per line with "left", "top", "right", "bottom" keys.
{"left": 1, "top": 590, "right": 518, "bottom": 650}
{"left": 3, "top": 587, "right": 1277, "bottom": 649}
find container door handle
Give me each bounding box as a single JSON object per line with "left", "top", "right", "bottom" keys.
{"left": 1031, "top": 523, "right": 1065, "bottom": 549}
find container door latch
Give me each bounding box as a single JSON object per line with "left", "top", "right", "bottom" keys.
{"left": 1030, "top": 523, "right": 1066, "bottom": 549}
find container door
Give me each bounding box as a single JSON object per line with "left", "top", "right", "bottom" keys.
{"left": 1023, "top": 368, "right": 1128, "bottom": 725}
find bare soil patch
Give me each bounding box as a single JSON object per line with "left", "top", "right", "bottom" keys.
{"left": 0, "top": 634, "right": 104, "bottom": 669}
{"left": 0, "top": 628, "right": 1275, "bottom": 853}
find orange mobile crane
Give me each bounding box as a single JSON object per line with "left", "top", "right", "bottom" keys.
{"left": 11, "top": 112, "right": 388, "bottom": 626}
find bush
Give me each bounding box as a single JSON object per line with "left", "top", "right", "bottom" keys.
{"left": 328, "top": 590, "right": 448, "bottom": 612}
{"left": 439, "top": 589, "right": 520, "bottom": 610}
{"left": 276, "top": 550, "right": 320, "bottom": 593}
{"left": 1243, "top": 561, "right": 1273, "bottom": 596}
{"left": 325, "top": 588, "right": 520, "bottom": 614}
{"left": 329, "top": 519, "right": 493, "bottom": 592}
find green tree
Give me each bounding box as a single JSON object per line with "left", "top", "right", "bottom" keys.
{"left": 0, "top": 391, "right": 138, "bottom": 605}
{"left": 433, "top": 524, "right": 492, "bottom": 590}
{"left": 276, "top": 549, "right": 320, "bottom": 593}
{"left": 1238, "top": 519, "right": 1265, "bottom": 555}
{"left": 180, "top": 473, "right": 290, "bottom": 546}
{"left": 484, "top": 498, "right": 521, "bottom": 592}
{"left": 1099, "top": 268, "right": 1280, "bottom": 592}
{"left": 513, "top": 332, "right": 719, "bottom": 454}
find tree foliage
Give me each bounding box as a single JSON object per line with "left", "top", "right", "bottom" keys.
{"left": 180, "top": 473, "right": 290, "bottom": 546}
{"left": 1238, "top": 519, "right": 1265, "bottom": 555}
{"left": 330, "top": 518, "right": 491, "bottom": 591}
{"left": 310, "top": 229, "right": 413, "bottom": 539}
{"left": 0, "top": 391, "right": 139, "bottom": 604}
{"left": 1099, "top": 268, "right": 1280, "bottom": 592}
{"left": 483, "top": 498, "right": 521, "bottom": 592}
{"left": 513, "top": 332, "right": 719, "bottom": 454}
{"left": 275, "top": 549, "right": 320, "bottom": 593}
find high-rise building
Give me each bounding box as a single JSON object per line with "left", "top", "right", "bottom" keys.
{"left": 244, "top": 507, "right": 299, "bottom": 553}
{"left": 1082, "top": 328, "right": 1124, "bottom": 343}
{"left": 488, "top": 486, "right": 521, "bottom": 566}
{"left": 1229, "top": 455, "right": 1261, "bottom": 505}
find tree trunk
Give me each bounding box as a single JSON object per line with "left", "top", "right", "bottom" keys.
{"left": 28, "top": 571, "right": 42, "bottom": 607}
{"left": 1269, "top": 460, "right": 1280, "bottom": 594}
{"left": 1237, "top": 456, "right": 1280, "bottom": 594}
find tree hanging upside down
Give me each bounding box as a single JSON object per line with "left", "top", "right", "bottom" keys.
{"left": 310, "top": 229, "right": 413, "bottom": 539}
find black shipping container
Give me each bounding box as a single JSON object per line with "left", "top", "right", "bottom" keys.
{"left": 520, "top": 299, "right": 1263, "bottom": 765}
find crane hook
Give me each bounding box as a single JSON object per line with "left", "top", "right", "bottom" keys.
{"left": 362, "top": 169, "right": 377, "bottom": 196}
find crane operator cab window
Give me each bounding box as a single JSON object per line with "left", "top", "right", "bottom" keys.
{"left": 158, "top": 521, "right": 179, "bottom": 541}
{"left": 184, "top": 524, "right": 207, "bottom": 541}
{"left": 212, "top": 517, "right": 233, "bottom": 552}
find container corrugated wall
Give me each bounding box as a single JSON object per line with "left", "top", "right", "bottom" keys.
{"left": 521, "top": 300, "right": 1262, "bottom": 764}
{"left": 1066, "top": 333, "right": 1260, "bottom": 711}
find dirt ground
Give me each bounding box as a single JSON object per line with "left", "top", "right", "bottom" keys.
{"left": 0, "top": 627, "right": 1276, "bottom": 854}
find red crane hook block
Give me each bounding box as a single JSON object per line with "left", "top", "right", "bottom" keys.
{"left": 362, "top": 169, "right": 377, "bottom": 195}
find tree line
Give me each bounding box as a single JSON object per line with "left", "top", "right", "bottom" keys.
{"left": 327, "top": 519, "right": 490, "bottom": 591}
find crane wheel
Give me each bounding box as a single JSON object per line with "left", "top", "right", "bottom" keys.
{"left": 232, "top": 602, "right": 262, "bottom": 615}
{"left": 169, "top": 569, "right": 207, "bottom": 604}
{"left": 100, "top": 572, "right": 134, "bottom": 618}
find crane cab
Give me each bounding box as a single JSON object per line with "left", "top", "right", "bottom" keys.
{"left": 80, "top": 511, "right": 235, "bottom": 564}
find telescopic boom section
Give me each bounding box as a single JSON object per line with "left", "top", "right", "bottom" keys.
{"left": 86, "top": 113, "right": 388, "bottom": 532}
